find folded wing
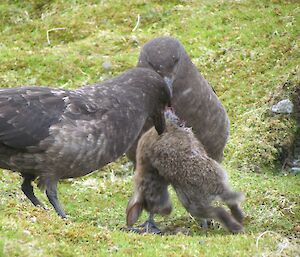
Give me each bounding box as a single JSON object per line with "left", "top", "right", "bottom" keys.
{"left": 0, "top": 87, "right": 66, "bottom": 149}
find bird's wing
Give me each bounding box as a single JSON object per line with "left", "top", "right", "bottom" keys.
{"left": 0, "top": 87, "right": 67, "bottom": 149}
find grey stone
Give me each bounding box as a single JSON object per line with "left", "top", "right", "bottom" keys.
{"left": 102, "top": 60, "right": 112, "bottom": 70}
{"left": 271, "top": 99, "right": 294, "bottom": 114}
{"left": 290, "top": 167, "right": 300, "bottom": 175}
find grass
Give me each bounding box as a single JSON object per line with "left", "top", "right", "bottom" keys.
{"left": 0, "top": 0, "right": 299, "bottom": 256}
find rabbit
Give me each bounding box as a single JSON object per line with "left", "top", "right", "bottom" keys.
{"left": 126, "top": 110, "right": 244, "bottom": 234}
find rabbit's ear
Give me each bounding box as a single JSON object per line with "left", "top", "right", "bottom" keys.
{"left": 126, "top": 193, "right": 143, "bottom": 226}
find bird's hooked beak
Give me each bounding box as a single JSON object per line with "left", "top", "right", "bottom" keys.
{"left": 164, "top": 76, "right": 174, "bottom": 96}
{"left": 164, "top": 76, "right": 174, "bottom": 107}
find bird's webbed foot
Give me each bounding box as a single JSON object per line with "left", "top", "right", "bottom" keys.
{"left": 139, "top": 219, "right": 162, "bottom": 234}
{"left": 127, "top": 213, "right": 162, "bottom": 234}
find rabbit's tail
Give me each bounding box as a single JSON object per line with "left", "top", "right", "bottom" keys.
{"left": 221, "top": 191, "right": 245, "bottom": 205}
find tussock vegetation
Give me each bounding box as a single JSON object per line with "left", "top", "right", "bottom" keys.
{"left": 0, "top": 0, "right": 299, "bottom": 256}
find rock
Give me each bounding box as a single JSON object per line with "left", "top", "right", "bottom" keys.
{"left": 271, "top": 99, "right": 294, "bottom": 114}
{"left": 102, "top": 60, "right": 112, "bottom": 70}
{"left": 290, "top": 167, "right": 300, "bottom": 175}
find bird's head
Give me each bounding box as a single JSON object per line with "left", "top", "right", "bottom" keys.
{"left": 138, "top": 36, "right": 183, "bottom": 92}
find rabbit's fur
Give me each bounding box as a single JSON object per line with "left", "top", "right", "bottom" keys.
{"left": 127, "top": 111, "right": 244, "bottom": 233}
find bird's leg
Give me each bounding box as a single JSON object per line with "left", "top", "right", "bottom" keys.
{"left": 45, "top": 180, "right": 66, "bottom": 218}
{"left": 139, "top": 212, "right": 161, "bottom": 234}
{"left": 21, "top": 173, "right": 45, "bottom": 208}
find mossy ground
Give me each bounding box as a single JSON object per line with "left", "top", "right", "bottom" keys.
{"left": 0, "top": 0, "right": 299, "bottom": 256}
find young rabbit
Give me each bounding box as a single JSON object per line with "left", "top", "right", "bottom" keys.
{"left": 126, "top": 110, "right": 244, "bottom": 234}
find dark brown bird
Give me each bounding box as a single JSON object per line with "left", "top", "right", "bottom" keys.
{"left": 127, "top": 36, "right": 229, "bottom": 163}
{"left": 0, "top": 67, "right": 171, "bottom": 218}
{"left": 126, "top": 110, "right": 244, "bottom": 234}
